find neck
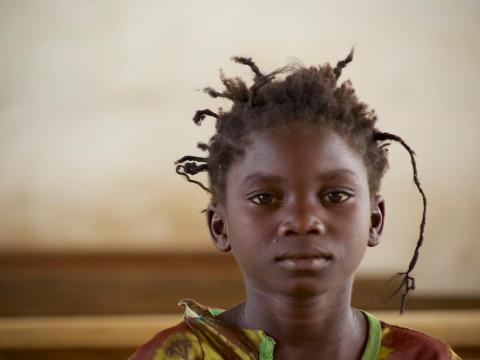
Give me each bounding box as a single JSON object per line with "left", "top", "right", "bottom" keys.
{"left": 241, "top": 279, "right": 358, "bottom": 346}
{"left": 231, "top": 277, "right": 368, "bottom": 359}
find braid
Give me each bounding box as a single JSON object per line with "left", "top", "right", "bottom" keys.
{"left": 232, "top": 56, "right": 264, "bottom": 79}
{"left": 232, "top": 56, "right": 271, "bottom": 107}
{"left": 374, "top": 131, "right": 428, "bottom": 314}
{"left": 174, "top": 156, "right": 210, "bottom": 192}
{"left": 203, "top": 87, "right": 234, "bottom": 100}
{"left": 197, "top": 142, "right": 209, "bottom": 151}
{"left": 193, "top": 109, "right": 219, "bottom": 125}
{"left": 333, "top": 48, "right": 354, "bottom": 80}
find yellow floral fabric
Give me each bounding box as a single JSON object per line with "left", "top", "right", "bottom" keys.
{"left": 129, "top": 299, "right": 461, "bottom": 360}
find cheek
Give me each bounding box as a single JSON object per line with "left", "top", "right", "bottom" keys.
{"left": 225, "top": 210, "right": 277, "bottom": 269}
{"left": 226, "top": 200, "right": 278, "bottom": 236}
{"left": 331, "top": 202, "right": 370, "bottom": 232}
{"left": 227, "top": 214, "right": 277, "bottom": 254}
{"left": 330, "top": 201, "right": 371, "bottom": 257}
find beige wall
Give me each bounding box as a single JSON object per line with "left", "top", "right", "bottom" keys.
{"left": 0, "top": 0, "right": 478, "bottom": 295}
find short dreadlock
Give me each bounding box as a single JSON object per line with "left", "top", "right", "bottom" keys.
{"left": 175, "top": 50, "right": 427, "bottom": 314}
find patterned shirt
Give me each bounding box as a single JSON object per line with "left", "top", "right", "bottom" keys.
{"left": 129, "top": 299, "right": 461, "bottom": 360}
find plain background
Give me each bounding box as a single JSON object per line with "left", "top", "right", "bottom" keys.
{"left": 0, "top": 0, "right": 478, "bottom": 296}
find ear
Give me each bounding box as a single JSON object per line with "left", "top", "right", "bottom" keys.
{"left": 206, "top": 203, "right": 231, "bottom": 252}
{"left": 368, "top": 194, "right": 385, "bottom": 247}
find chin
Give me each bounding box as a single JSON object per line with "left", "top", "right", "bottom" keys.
{"left": 280, "top": 279, "right": 330, "bottom": 298}
{"left": 279, "top": 273, "right": 354, "bottom": 298}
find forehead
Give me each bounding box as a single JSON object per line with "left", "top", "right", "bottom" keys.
{"left": 227, "top": 122, "right": 368, "bottom": 186}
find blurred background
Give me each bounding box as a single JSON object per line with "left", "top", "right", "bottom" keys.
{"left": 0, "top": 0, "right": 479, "bottom": 359}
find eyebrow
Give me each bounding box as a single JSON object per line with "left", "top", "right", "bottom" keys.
{"left": 240, "top": 169, "right": 360, "bottom": 189}
{"left": 317, "top": 169, "right": 360, "bottom": 181}
{"left": 240, "top": 172, "right": 286, "bottom": 189}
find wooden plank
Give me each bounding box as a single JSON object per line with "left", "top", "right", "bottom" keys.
{"left": 0, "top": 314, "right": 180, "bottom": 348}
{"left": 1, "top": 253, "right": 479, "bottom": 316}
{"left": 0, "top": 348, "right": 135, "bottom": 360}
{"left": 0, "top": 310, "right": 479, "bottom": 349}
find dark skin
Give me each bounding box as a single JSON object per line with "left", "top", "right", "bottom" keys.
{"left": 207, "top": 121, "right": 385, "bottom": 359}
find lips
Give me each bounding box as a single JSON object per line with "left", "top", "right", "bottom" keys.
{"left": 274, "top": 249, "right": 333, "bottom": 262}
{"left": 274, "top": 249, "right": 333, "bottom": 271}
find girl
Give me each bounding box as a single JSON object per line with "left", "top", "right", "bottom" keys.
{"left": 129, "top": 51, "right": 460, "bottom": 359}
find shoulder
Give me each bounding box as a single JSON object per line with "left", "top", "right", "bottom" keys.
{"left": 128, "top": 321, "right": 203, "bottom": 360}
{"left": 379, "top": 321, "right": 461, "bottom": 360}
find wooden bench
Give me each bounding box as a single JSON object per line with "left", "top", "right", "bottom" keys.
{"left": 1, "top": 253, "right": 479, "bottom": 358}
{"left": 0, "top": 310, "right": 479, "bottom": 358}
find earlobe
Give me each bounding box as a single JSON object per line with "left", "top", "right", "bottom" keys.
{"left": 368, "top": 195, "right": 385, "bottom": 247}
{"left": 206, "top": 204, "right": 231, "bottom": 252}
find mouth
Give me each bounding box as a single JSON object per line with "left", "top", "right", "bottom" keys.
{"left": 274, "top": 251, "right": 333, "bottom": 271}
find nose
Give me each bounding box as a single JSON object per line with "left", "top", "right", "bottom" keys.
{"left": 278, "top": 200, "right": 326, "bottom": 236}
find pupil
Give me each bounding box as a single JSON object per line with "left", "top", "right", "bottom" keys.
{"left": 330, "top": 193, "right": 341, "bottom": 201}
{"left": 259, "top": 194, "right": 271, "bottom": 203}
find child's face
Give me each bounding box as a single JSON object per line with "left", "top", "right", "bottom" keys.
{"left": 207, "top": 121, "right": 384, "bottom": 297}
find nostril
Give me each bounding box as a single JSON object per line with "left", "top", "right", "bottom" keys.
{"left": 310, "top": 219, "right": 326, "bottom": 235}
{"left": 284, "top": 229, "right": 297, "bottom": 236}
{"left": 278, "top": 221, "right": 298, "bottom": 237}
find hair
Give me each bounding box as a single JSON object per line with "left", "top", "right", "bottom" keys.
{"left": 175, "top": 50, "right": 427, "bottom": 314}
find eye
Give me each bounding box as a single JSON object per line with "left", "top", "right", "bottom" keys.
{"left": 322, "top": 190, "right": 352, "bottom": 204}
{"left": 248, "top": 193, "right": 279, "bottom": 205}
